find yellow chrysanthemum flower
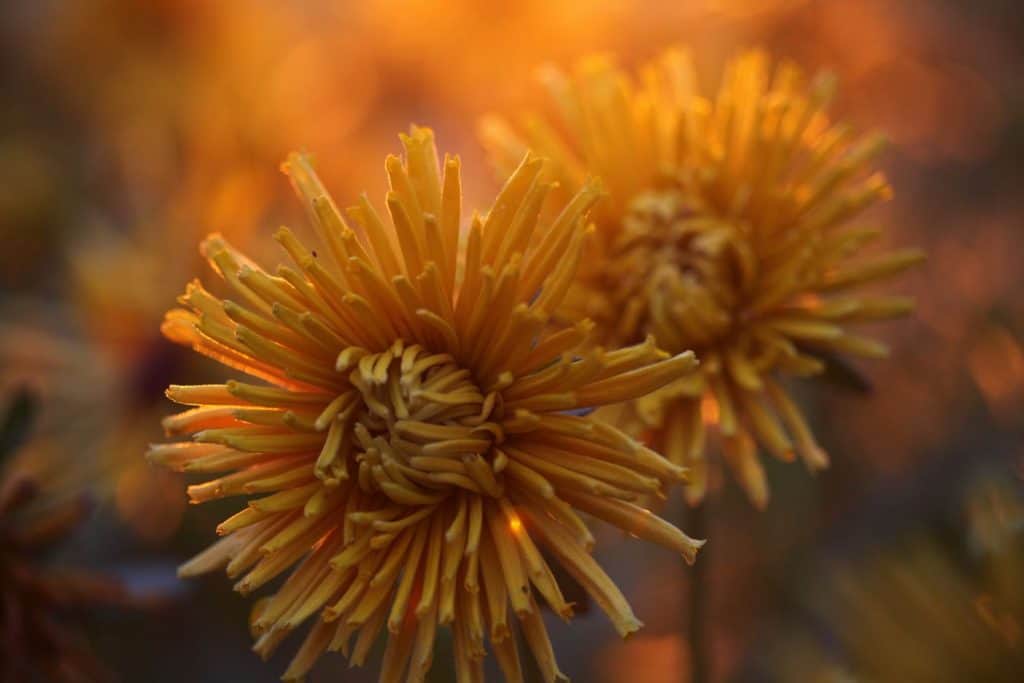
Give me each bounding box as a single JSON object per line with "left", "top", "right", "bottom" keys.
{"left": 149, "top": 127, "right": 704, "bottom": 682}
{"left": 482, "top": 49, "right": 924, "bottom": 508}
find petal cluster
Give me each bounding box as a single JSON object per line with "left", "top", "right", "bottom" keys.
{"left": 482, "top": 49, "right": 923, "bottom": 507}
{"left": 151, "top": 127, "right": 702, "bottom": 681}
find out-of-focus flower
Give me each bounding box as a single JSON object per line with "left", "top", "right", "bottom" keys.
{"left": 483, "top": 48, "right": 923, "bottom": 508}
{"left": 69, "top": 228, "right": 196, "bottom": 366}
{"left": 0, "top": 302, "right": 187, "bottom": 543}
{"left": 759, "top": 470, "right": 1024, "bottom": 681}
{"left": 0, "top": 306, "right": 122, "bottom": 503}
{"left": 0, "top": 395, "right": 129, "bottom": 683}
{"left": 150, "top": 127, "right": 704, "bottom": 680}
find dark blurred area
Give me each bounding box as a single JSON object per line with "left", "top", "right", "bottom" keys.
{"left": 0, "top": 1, "right": 1021, "bottom": 681}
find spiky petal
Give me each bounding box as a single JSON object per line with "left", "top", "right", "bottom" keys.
{"left": 152, "top": 126, "right": 704, "bottom": 682}
{"left": 482, "top": 49, "right": 923, "bottom": 508}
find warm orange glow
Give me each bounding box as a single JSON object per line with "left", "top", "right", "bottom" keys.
{"left": 598, "top": 633, "right": 688, "bottom": 683}
{"left": 968, "top": 325, "right": 1024, "bottom": 422}
{"left": 701, "top": 394, "right": 720, "bottom": 426}
{"left": 1, "top": 1, "right": 1018, "bottom": 678}
{"left": 14, "top": 0, "right": 1005, "bottom": 493}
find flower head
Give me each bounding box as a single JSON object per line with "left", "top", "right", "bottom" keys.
{"left": 1, "top": 394, "right": 128, "bottom": 682}
{"left": 150, "top": 127, "right": 703, "bottom": 681}
{"left": 482, "top": 49, "right": 924, "bottom": 507}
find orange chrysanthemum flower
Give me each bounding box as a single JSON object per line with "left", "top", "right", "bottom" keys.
{"left": 482, "top": 49, "right": 924, "bottom": 507}
{"left": 149, "top": 127, "right": 703, "bottom": 681}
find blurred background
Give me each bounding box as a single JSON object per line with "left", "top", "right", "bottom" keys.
{"left": 0, "top": 0, "right": 1021, "bottom": 680}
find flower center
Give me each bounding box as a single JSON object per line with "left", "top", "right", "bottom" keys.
{"left": 324, "top": 341, "right": 505, "bottom": 505}
{"left": 600, "top": 189, "right": 756, "bottom": 354}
